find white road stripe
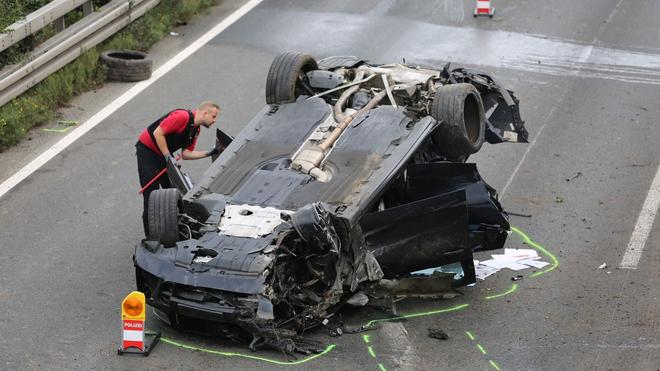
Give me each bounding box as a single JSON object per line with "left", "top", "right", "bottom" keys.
{"left": 620, "top": 164, "right": 660, "bottom": 269}
{"left": 0, "top": 0, "right": 264, "bottom": 200}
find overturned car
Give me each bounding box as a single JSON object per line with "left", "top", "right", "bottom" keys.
{"left": 134, "top": 52, "right": 528, "bottom": 351}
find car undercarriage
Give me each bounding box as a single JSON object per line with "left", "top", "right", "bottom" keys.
{"left": 134, "top": 52, "right": 528, "bottom": 353}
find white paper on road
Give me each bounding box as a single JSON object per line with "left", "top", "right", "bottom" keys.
{"left": 491, "top": 254, "right": 539, "bottom": 261}
{"left": 504, "top": 248, "right": 539, "bottom": 259}
{"left": 475, "top": 265, "right": 499, "bottom": 280}
{"left": 473, "top": 247, "right": 549, "bottom": 280}
{"left": 481, "top": 259, "right": 529, "bottom": 271}
{"left": 519, "top": 259, "right": 550, "bottom": 268}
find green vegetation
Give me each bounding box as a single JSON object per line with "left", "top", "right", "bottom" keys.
{"left": 0, "top": 0, "right": 219, "bottom": 151}
{"left": 0, "top": 1, "right": 111, "bottom": 68}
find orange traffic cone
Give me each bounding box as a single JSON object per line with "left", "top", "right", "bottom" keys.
{"left": 474, "top": 0, "right": 495, "bottom": 18}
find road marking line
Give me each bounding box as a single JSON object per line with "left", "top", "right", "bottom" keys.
{"left": 500, "top": 0, "right": 624, "bottom": 199}
{"left": 0, "top": 0, "right": 264, "bottom": 201}
{"left": 620, "top": 164, "right": 660, "bottom": 269}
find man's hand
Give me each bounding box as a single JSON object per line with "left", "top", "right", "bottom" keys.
{"left": 165, "top": 153, "right": 181, "bottom": 168}
{"left": 206, "top": 146, "right": 220, "bottom": 158}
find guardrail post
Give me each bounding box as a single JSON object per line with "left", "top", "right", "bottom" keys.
{"left": 83, "top": 1, "right": 94, "bottom": 16}
{"left": 54, "top": 17, "right": 66, "bottom": 32}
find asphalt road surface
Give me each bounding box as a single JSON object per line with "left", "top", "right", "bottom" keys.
{"left": 1, "top": 0, "right": 659, "bottom": 370}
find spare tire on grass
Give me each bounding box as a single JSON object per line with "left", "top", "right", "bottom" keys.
{"left": 101, "top": 50, "right": 152, "bottom": 82}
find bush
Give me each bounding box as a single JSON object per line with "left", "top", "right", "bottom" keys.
{"left": 0, "top": 0, "right": 219, "bottom": 151}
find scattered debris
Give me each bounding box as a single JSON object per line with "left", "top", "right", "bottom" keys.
{"left": 329, "top": 327, "right": 343, "bottom": 337}
{"left": 475, "top": 248, "right": 550, "bottom": 280}
{"left": 565, "top": 172, "right": 583, "bottom": 182}
{"left": 346, "top": 292, "right": 369, "bottom": 307}
{"left": 475, "top": 264, "right": 499, "bottom": 280}
{"left": 329, "top": 323, "right": 376, "bottom": 337}
{"left": 343, "top": 324, "right": 375, "bottom": 334}
{"left": 511, "top": 275, "right": 524, "bottom": 281}
{"left": 57, "top": 120, "right": 78, "bottom": 126}
{"left": 412, "top": 262, "right": 464, "bottom": 280}
{"left": 428, "top": 328, "right": 449, "bottom": 340}
{"left": 598, "top": 263, "right": 607, "bottom": 269}
{"left": 507, "top": 211, "right": 532, "bottom": 218}
{"left": 555, "top": 196, "right": 564, "bottom": 203}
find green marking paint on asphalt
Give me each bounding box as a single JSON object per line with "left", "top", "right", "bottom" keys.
{"left": 467, "top": 331, "right": 502, "bottom": 370}
{"left": 159, "top": 336, "right": 335, "bottom": 365}
{"left": 477, "top": 344, "right": 487, "bottom": 355}
{"left": 42, "top": 120, "right": 78, "bottom": 133}
{"left": 485, "top": 283, "right": 518, "bottom": 300}
{"left": 365, "top": 303, "right": 470, "bottom": 328}
{"left": 511, "top": 226, "right": 559, "bottom": 277}
{"left": 154, "top": 227, "right": 553, "bottom": 368}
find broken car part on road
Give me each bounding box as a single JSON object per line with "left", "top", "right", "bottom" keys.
{"left": 133, "top": 52, "right": 528, "bottom": 353}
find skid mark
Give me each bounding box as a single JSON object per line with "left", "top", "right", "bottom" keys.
{"left": 244, "top": 9, "right": 660, "bottom": 85}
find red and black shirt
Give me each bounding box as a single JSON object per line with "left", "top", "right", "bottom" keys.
{"left": 138, "top": 109, "right": 199, "bottom": 156}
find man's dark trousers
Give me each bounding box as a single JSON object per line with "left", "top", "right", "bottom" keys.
{"left": 136, "top": 142, "right": 171, "bottom": 237}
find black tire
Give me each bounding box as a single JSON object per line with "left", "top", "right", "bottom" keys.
{"left": 266, "top": 52, "right": 318, "bottom": 104}
{"left": 430, "top": 83, "right": 485, "bottom": 161}
{"left": 101, "top": 50, "right": 152, "bottom": 82}
{"left": 148, "top": 188, "right": 181, "bottom": 247}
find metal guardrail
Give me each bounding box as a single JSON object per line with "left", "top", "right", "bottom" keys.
{"left": 0, "top": 0, "right": 161, "bottom": 108}
{"left": 0, "top": 0, "right": 92, "bottom": 53}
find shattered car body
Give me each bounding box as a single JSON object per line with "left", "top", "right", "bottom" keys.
{"left": 134, "top": 52, "right": 528, "bottom": 351}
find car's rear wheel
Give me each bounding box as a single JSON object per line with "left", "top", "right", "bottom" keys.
{"left": 266, "top": 52, "right": 318, "bottom": 104}
{"left": 430, "top": 83, "right": 485, "bottom": 161}
{"left": 148, "top": 188, "right": 181, "bottom": 247}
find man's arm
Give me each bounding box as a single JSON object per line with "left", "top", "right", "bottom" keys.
{"left": 153, "top": 126, "right": 171, "bottom": 156}
{"left": 181, "top": 149, "right": 213, "bottom": 160}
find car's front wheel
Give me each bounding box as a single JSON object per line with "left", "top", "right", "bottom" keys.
{"left": 266, "top": 52, "right": 318, "bottom": 104}
{"left": 431, "top": 83, "right": 485, "bottom": 161}
{"left": 147, "top": 188, "right": 181, "bottom": 247}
